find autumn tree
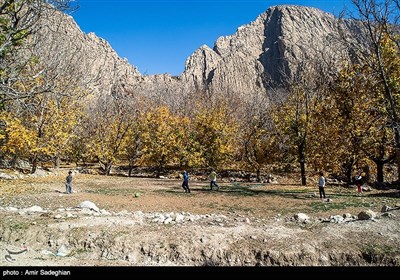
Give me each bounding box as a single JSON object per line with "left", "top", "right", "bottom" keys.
{"left": 137, "top": 106, "right": 202, "bottom": 173}
{"left": 82, "top": 93, "right": 134, "bottom": 176}
{"left": 192, "top": 100, "right": 238, "bottom": 170}
{"left": 272, "top": 59, "right": 332, "bottom": 186}
{"left": 0, "top": 82, "right": 83, "bottom": 173}
{"left": 124, "top": 113, "right": 142, "bottom": 177}
{"left": 317, "top": 33, "right": 398, "bottom": 182}
{"left": 342, "top": 0, "right": 400, "bottom": 179}
{"left": 237, "top": 91, "right": 280, "bottom": 181}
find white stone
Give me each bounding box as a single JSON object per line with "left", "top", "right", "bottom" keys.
{"left": 175, "top": 214, "right": 185, "bottom": 222}
{"left": 294, "top": 213, "right": 309, "bottom": 223}
{"left": 78, "top": 201, "right": 100, "bottom": 213}
{"left": 25, "top": 205, "right": 43, "bottom": 212}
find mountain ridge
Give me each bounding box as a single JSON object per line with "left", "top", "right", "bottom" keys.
{"left": 32, "top": 5, "right": 358, "bottom": 99}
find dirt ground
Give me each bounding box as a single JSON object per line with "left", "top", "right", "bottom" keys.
{"left": 0, "top": 170, "right": 399, "bottom": 267}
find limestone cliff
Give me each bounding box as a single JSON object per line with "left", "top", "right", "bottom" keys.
{"left": 31, "top": 5, "right": 361, "bottom": 99}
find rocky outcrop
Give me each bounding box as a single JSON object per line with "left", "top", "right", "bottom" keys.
{"left": 30, "top": 11, "right": 141, "bottom": 96}
{"left": 31, "top": 5, "right": 362, "bottom": 99}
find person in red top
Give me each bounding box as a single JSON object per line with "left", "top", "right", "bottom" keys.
{"left": 355, "top": 174, "right": 363, "bottom": 193}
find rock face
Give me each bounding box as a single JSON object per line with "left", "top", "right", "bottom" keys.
{"left": 31, "top": 11, "right": 141, "bottom": 97}
{"left": 32, "top": 5, "right": 361, "bottom": 99}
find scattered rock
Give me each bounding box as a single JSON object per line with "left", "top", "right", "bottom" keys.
{"left": 382, "top": 212, "right": 395, "bottom": 218}
{"left": 0, "top": 172, "right": 16, "bottom": 179}
{"left": 294, "top": 213, "right": 309, "bottom": 223}
{"left": 175, "top": 214, "right": 184, "bottom": 222}
{"left": 330, "top": 215, "right": 344, "bottom": 223}
{"left": 100, "top": 209, "right": 111, "bottom": 216}
{"left": 358, "top": 210, "right": 377, "bottom": 220}
{"left": 117, "top": 210, "right": 130, "bottom": 216}
{"left": 41, "top": 250, "right": 55, "bottom": 256}
{"left": 381, "top": 205, "right": 391, "bottom": 213}
{"left": 361, "top": 186, "right": 371, "bottom": 192}
{"left": 343, "top": 213, "right": 352, "bottom": 219}
{"left": 65, "top": 213, "right": 75, "bottom": 218}
{"left": 56, "top": 245, "right": 70, "bottom": 257}
{"left": 78, "top": 201, "right": 100, "bottom": 213}
{"left": 25, "top": 205, "right": 44, "bottom": 213}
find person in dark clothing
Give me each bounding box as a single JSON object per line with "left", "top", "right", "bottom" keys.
{"left": 182, "top": 170, "right": 190, "bottom": 193}
{"left": 65, "top": 171, "right": 73, "bottom": 194}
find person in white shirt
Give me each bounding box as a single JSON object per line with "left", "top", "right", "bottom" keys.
{"left": 318, "top": 171, "right": 326, "bottom": 200}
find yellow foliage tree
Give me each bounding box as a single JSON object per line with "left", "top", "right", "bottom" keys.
{"left": 0, "top": 111, "right": 36, "bottom": 158}
{"left": 137, "top": 106, "right": 202, "bottom": 173}
{"left": 272, "top": 86, "right": 316, "bottom": 185}
{"left": 193, "top": 103, "right": 238, "bottom": 170}
{"left": 0, "top": 57, "right": 84, "bottom": 174}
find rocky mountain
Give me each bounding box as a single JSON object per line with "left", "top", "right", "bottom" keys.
{"left": 31, "top": 5, "right": 361, "bottom": 99}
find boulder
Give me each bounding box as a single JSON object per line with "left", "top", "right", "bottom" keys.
{"left": 330, "top": 215, "right": 344, "bottom": 223}
{"left": 25, "top": 205, "right": 44, "bottom": 213}
{"left": 358, "top": 210, "right": 377, "bottom": 220}
{"left": 294, "top": 213, "right": 309, "bottom": 223}
{"left": 78, "top": 201, "right": 100, "bottom": 213}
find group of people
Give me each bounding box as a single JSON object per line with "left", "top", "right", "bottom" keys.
{"left": 65, "top": 169, "right": 364, "bottom": 198}
{"left": 318, "top": 171, "right": 364, "bottom": 201}
{"left": 181, "top": 169, "right": 219, "bottom": 193}
{"left": 64, "top": 169, "right": 220, "bottom": 195}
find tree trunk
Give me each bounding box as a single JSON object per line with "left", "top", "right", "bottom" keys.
{"left": 30, "top": 156, "right": 38, "bottom": 174}
{"left": 105, "top": 161, "right": 112, "bottom": 176}
{"left": 396, "top": 149, "right": 400, "bottom": 181}
{"left": 375, "top": 160, "right": 384, "bottom": 183}
{"left": 298, "top": 143, "right": 306, "bottom": 185}
{"left": 256, "top": 168, "right": 261, "bottom": 182}
{"left": 128, "top": 165, "right": 133, "bottom": 177}
{"left": 343, "top": 161, "right": 353, "bottom": 183}
{"left": 300, "top": 159, "right": 306, "bottom": 185}
{"left": 54, "top": 155, "right": 60, "bottom": 169}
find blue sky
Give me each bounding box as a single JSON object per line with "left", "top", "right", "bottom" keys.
{"left": 71, "top": 0, "right": 354, "bottom": 76}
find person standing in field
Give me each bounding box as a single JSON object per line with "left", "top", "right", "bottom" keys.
{"left": 182, "top": 170, "right": 190, "bottom": 193}
{"left": 65, "top": 171, "right": 73, "bottom": 194}
{"left": 355, "top": 173, "right": 363, "bottom": 193}
{"left": 318, "top": 171, "right": 326, "bottom": 200}
{"left": 209, "top": 169, "right": 219, "bottom": 191}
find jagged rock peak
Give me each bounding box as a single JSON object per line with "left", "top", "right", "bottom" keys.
{"left": 31, "top": 4, "right": 359, "bottom": 101}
